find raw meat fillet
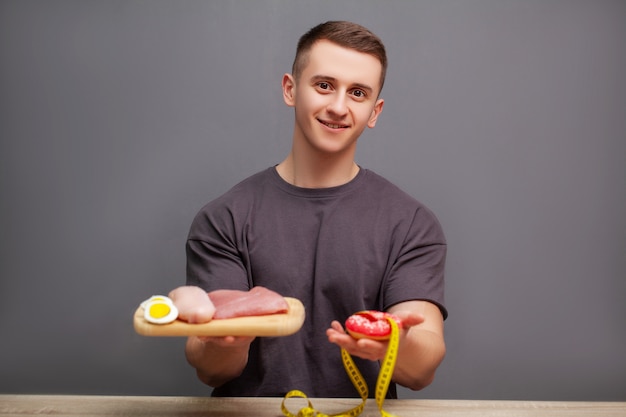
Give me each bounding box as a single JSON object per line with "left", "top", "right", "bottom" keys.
{"left": 208, "top": 286, "right": 289, "bottom": 319}
{"left": 168, "top": 286, "right": 216, "bottom": 324}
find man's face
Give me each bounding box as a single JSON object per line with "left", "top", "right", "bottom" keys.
{"left": 283, "top": 40, "right": 384, "bottom": 156}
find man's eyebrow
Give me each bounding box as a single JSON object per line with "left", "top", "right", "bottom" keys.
{"left": 310, "top": 74, "right": 374, "bottom": 95}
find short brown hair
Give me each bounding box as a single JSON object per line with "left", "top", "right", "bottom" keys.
{"left": 291, "top": 21, "right": 388, "bottom": 93}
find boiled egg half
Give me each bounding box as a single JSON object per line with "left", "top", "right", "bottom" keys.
{"left": 142, "top": 295, "right": 179, "bottom": 324}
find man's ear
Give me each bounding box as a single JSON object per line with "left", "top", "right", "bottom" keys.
{"left": 282, "top": 73, "right": 296, "bottom": 107}
{"left": 367, "top": 98, "right": 385, "bottom": 128}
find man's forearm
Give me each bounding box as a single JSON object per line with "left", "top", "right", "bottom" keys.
{"left": 185, "top": 336, "right": 251, "bottom": 387}
{"left": 392, "top": 328, "right": 446, "bottom": 390}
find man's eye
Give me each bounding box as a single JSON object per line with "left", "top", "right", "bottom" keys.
{"left": 318, "top": 82, "right": 330, "bottom": 89}
{"left": 352, "top": 89, "right": 366, "bottom": 98}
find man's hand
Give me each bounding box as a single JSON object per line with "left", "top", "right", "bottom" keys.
{"left": 326, "top": 310, "right": 425, "bottom": 361}
{"left": 185, "top": 335, "right": 255, "bottom": 387}
{"left": 326, "top": 301, "right": 445, "bottom": 390}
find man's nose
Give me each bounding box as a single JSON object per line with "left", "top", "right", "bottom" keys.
{"left": 327, "top": 93, "right": 348, "bottom": 116}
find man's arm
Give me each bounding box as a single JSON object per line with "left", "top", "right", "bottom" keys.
{"left": 185, "top": 226, "right": 255, "bottom": 387}
{"left": 185, "top": 335, "right": 255, "bottom": 387}
{"left": 326, "top": 300, "right": 445, "bottom": 391}
{"left": 386, "top": 300, "right": 446, "bottom": 390}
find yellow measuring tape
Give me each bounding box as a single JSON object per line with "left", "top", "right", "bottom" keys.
{"left": 281, "top": 316, "right": 400, "bottom": 417}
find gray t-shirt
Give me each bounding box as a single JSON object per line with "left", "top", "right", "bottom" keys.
{"left": 186, "top": 167, "right": 447, "bottom": 398}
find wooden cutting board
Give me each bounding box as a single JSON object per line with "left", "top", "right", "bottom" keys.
{"left": 133, "top": 297, "right": 305, "bottom": 337}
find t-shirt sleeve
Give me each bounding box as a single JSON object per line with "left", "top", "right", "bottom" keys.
{"left": 383, "top": 204, "right": 448, "bottom": 319}
{"left": 185, "top": 202, "right": 250, "bottom": 292}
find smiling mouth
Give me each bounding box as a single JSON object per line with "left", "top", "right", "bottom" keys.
{"left": 319, "top": 119, "right": 349, "bottom": 129}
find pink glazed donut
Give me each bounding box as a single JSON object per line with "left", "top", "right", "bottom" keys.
{"left": 345, "top": 310, "right": 403, "bottom": 341}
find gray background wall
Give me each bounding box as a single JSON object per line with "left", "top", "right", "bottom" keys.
{"left": 1, "top": 0, "right": 624, "bottom": 401}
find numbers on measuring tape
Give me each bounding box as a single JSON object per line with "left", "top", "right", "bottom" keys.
{"left": 375, "top": 318, "right": 400, "bottom": 417}
{"left": 281, "top": 316, "right": 400, "bottom": 417}
{"left": 341, "top": 348, "right": 368, "bottom": 399}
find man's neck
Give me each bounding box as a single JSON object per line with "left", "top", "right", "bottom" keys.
{"left": 276, "top": 152, "right": 359, "bottom": 189}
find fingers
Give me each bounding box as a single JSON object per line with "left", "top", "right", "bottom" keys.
{"left": 196, "top": 335, "right": 255, "bottom": 347}
{"left": 347, "top": 338, "right": 389, "bottom": 361}
{"left": 330, "top": 320, "right": 345, "bottom": 333}
{"left": 327, "top": 322, "right": 389, "bottom": 361}
{"left": 390, "top": 311, "right": 425, "bottom": 328}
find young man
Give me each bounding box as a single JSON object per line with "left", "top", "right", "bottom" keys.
{"left": 185, "top": 21, "right": 447, "bottom": 398}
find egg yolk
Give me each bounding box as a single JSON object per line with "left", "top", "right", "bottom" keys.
{"left": 149, "top": 303, "right": 171, "bottom": 319}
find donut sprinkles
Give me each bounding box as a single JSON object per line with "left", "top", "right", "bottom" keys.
{"left": 345, "top": 310, "right": 403, "bottom": 341}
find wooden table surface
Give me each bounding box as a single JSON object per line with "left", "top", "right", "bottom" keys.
{"left": 1, "top": 395, "right": 625, "bottom": 417}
